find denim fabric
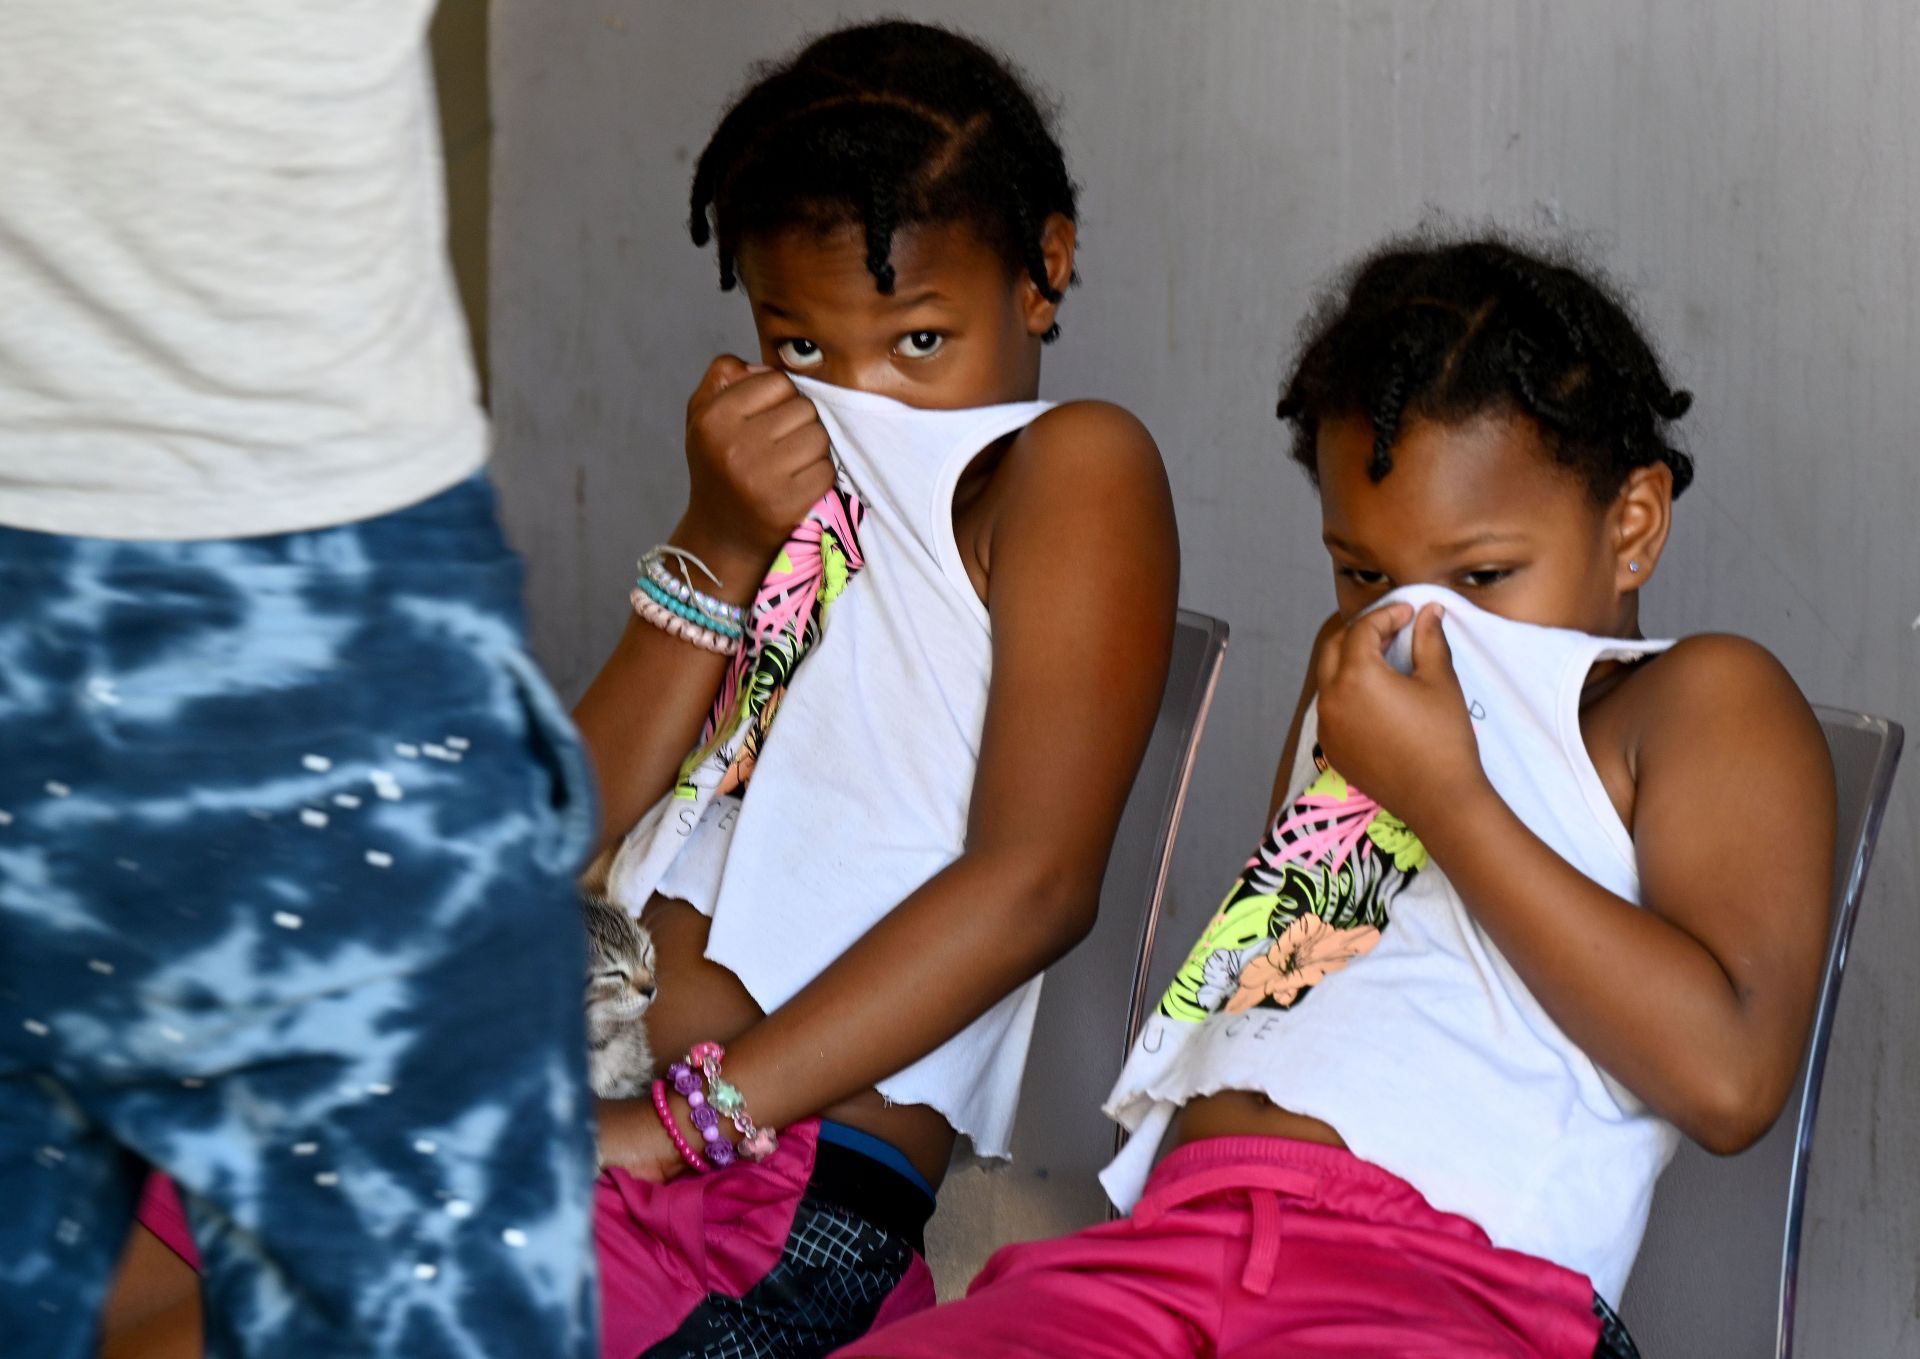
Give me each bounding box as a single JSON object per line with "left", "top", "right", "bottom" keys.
{"left": 0, "top": 477, "right": 601, "bottom": 1358}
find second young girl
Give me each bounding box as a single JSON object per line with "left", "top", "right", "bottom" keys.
{"left": 847, "top": 237, "right": 1835, "bottom": 1357}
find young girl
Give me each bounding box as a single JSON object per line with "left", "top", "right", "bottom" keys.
{"left": 581, "top": 19, "right": 1178, "bottom": 1354}
{"left": 845, "top": 237, "right": 1836, "bottom": 1358}
{"left": 97, "top": 18, "right": 1178, "bottom": 1359}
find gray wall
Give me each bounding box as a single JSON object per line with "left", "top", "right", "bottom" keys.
{"left": 490, "top": 2, "right": 1920, "bottom": 1351}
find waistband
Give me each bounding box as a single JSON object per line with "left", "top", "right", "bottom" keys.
{"left": 1139, "top": 1137, "right": 1601, "bottom": 1329}
{"left": 806, "top": 1120, "right": 936, "bottom": 1256}
{"left": 817, "top": 1120, "right": 937, "bottom": 1199}
{"left": 0, "top": 473, "right": 509, "bottom": 569}
{"left": 1136, "top": 1135, "right": 1485, "bottom": 1241}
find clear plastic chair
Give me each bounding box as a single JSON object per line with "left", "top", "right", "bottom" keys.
{"left": 925, "top": 609, "right": 1229, "bottom": 1293}
{"left": 1620, "top": 706, "right": 1905, "bottom": 1358}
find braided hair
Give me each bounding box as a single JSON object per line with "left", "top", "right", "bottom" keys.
{"left": 1277, "top": 236, "right": 1695, "bottom": 502}
{"left": 689, "top": 21, "right": 1079, "bottom": 338}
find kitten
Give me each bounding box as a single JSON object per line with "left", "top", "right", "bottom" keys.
{"left": 582, "top": 889, "right": 657, "bottom": 1099}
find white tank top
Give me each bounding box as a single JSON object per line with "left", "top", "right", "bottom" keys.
{"left": 1102, "top": 585, "right": 1678, "bottom": 1303}
{"left": 607, "top": 376, "right": 1053, "bottom": 1158}
{"left": 0, "top": 2, "right": 485, "bottom": 540}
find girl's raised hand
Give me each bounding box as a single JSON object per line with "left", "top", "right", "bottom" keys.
{"left": 1314, "top": 602, "right": 1484, "bottom": 830}
{"left": 677, "top": 355, "right": 836, "bottom": 588}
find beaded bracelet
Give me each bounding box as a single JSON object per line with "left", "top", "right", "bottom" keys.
{"left": 690, "top": 1041, "right": 779, "bottom": 1163}
{"left": 650, "top": 1078, "right": 711, "bottom": 1174}
{"left": 634, "top": 574, "right": 744, "bottom": 640}
{"left": 641, "top": 550, "right": 746, "bottom": 630}
{"left": 666, "top": 1060, "right": 737, "bottom": 1168}
{"left": 630, "top": 590, "right": 742, "bottom": 656}
{"left": 639, "top": 546, "right": 746, "bottom": 629}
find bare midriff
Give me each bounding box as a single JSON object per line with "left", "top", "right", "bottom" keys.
{"left": 641, "top": 895, "right": 956, "bottom": 1190}
{"left": 1169, "top": 1089, "right": 1349, "bottom": 1153}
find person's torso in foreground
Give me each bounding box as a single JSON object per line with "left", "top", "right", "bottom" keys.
{"left": 0, "top": 1, "right": 485, "bottom": 540}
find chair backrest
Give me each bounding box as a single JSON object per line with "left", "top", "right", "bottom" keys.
{"left": 1620, "top": 706, "right": 1904, "bottom": 1358}
{"left": 924, "top": 609, "right": 1229, "bottom": 1292}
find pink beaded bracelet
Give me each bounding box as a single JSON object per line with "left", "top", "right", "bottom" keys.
{"left": 688, "top": 1041, "right": 780, "bottom": 1163}
{"left": 650, "top": 1078, "right": 711, "bottom": 1175}
{"left": 630, "top": 590, "right": 742, "bottom": 656}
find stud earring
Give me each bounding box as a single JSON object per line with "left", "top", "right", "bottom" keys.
{"left": 1628, "top": 561, "right": 1640, "bottom": 573}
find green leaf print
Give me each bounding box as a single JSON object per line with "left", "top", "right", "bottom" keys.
{"left": 1159, "top": 888, "right": 1282, "bottom": 1022}
{"left": 1154, "top": 750, "right": 1428, "bottom": 1022}
{"left": 819, "top": 532, "right": 851, "bottom": 608}
{"left": 1364, "top": 808, "right": 1429, "bottom": 873}
{"left": 1305, "top": 765, "right": 1348, "bottom": 800}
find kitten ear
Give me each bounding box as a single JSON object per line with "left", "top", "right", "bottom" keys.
{"left": 578, "top": 847, "right": 616, "bottom": 897}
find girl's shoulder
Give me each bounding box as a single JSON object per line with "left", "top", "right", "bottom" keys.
{"left": 1619, "top": 631, "right": 1829, "bottom": 784}
{"left": 970, "top": 398, "right": 1176, "bottom": 596}
{"left": 1632, "top": 631, "right": 1807, "bottom": 713}
{"left": 983, "top": 398, "right": 1171, "bottom": 534}
{"left": 1004, "top": 398, "right": 1163, "bottom": 478}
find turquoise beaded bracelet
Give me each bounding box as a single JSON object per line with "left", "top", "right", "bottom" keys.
{"left": 639, "top": 548, "right": 746, "bottom": 629}
{"left": 634, "top": 575, "right": 744, "bottom": 640}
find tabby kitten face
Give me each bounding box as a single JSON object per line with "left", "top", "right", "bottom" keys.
{"left": 583, "top": 891, "right": 656, "bottom": 1025}
{"left": 582, "top": 890, "right": 656, "bottom": 1101}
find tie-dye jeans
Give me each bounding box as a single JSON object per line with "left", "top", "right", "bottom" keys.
{"left": 0, "top": 477, "right": 602, "bottom": 1358}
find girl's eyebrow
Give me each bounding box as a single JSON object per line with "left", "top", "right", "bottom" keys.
{"left": 885, "top": 288, "right": 950, "bottom": 309}
{"left": 1435, "top": 531, "right": 1528, "bottom": 554}
{"left": 756, "top": 291, "right": 949, "bottom": 320}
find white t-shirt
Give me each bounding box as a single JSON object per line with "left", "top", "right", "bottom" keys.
{"left": 1103, "top": 587, "right": 1679, "bottom": 1304}
{"left": 607, "top": 378, "right": 1056, "bottom": 1159}
{"left": 0, "top": 1, "right": 486, "bottom": 540}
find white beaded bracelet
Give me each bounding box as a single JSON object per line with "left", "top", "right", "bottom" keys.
{"left": 638, "top": 546, "right": 746, "bottom": 629}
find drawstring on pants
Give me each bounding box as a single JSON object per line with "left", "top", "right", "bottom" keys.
{"left": 1242, "top": 1188, "right": 1282, "bottom": 1293}
{"left": 1131, "top": 1163, "right": 1321, "bottom": 1296}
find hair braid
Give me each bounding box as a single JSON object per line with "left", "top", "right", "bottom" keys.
{"left": 1366, "top": 340, "right": 1419, "bottom": 482}
{"left": 976, "top": 72, "right": 1072, "bottom": 304}
{"left": 688, "top": 20, "right": 1079, "bottom": 323}
{"left": 863, "top": 166, "right": 899, "bottom": 295}
{"left": 1277, "top": 233, "right": 1696, "bottom": 502}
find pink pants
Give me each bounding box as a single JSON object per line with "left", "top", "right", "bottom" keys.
{"left": 843, "top": 1136, "right": 1604, "bottom": 1359}
{"left": 597, "top": 1118, "right": 935, "bottom": 1357}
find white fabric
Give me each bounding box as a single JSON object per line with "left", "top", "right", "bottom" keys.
{"left": 0, "top": 2, "right": 485, "bottom": 540}
{"left": 608, "top": 376, "right": 1053, "bottom": 1158}
{"left": 1102, "top": 585, "right": 1678, "bottom": 1303}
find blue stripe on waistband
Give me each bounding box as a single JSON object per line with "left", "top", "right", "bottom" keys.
{"left": 817, "top": 1120, "right": 936, "bottom": 1202}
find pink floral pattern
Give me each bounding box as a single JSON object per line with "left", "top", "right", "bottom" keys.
{"left": 676, "top": 487, "right": 866, "bottom": 800}
{"left": 1161, "top": 747, "right": 1424, "bottom": 1023}
{"left": 1225, "top": 915, "right": 1383, "bottom": 1012}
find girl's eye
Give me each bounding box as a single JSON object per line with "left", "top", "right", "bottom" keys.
{"left": 1459, "top": 568, "right": 1512, "bottom": 588}
{"left": 1339, "top": 567, "right": 1389, "bottom": 588}
{"left": 897, "top": 330, "right": 945, "bottom": 359}
{"left": 776, "top": 339, "right": 824, "bottom": 369}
